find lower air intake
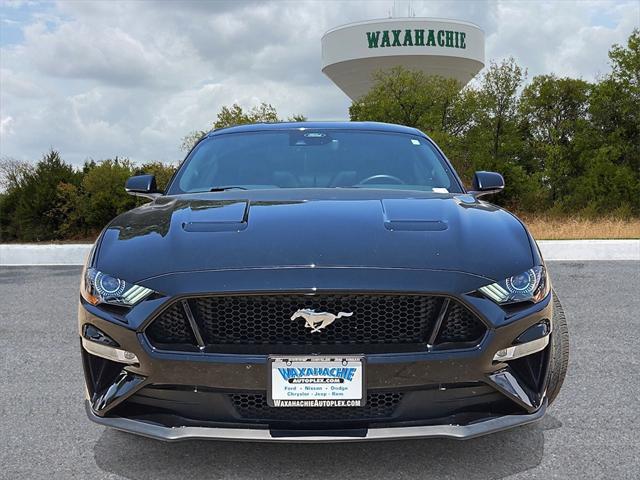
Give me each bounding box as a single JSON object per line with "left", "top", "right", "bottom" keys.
{"left": 230, "top": 392, "right": 403, "bottom": 422}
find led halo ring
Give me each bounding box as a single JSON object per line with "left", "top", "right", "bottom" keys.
{"left": 505, "top": 269, "right": 538, "bottom": 294}
{"left": 94, "top": 271, "right": 126, "bottom": 297}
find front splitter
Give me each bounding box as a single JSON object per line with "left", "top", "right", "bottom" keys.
{"left": 85, "top": 400, "right": 547, "bottom": 442}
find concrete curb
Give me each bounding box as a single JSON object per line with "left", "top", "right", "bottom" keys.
{"left": 538, "top": 240, "right": 639, "bottom": 261}
{"left": 1, "top": 244, "right": 92, "bottom": 266}
{"left": 1, "top": 240, "right": 638, "bottom": 266}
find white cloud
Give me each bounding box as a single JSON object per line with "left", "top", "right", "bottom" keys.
{"left": 0, "top": 0, "right": 637, "bottom": 166}
{"left": 486, "top": 0, "right": 639, "bottom": 81}
{"left": 0, "top": 67, "right": 46, "bottom": 97}
{"left": 0, "top": 115, "right": 14, "bottom": 137}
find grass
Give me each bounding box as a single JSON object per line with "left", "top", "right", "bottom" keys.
{"left": 519, "top": 216, "right": 640, "bottom": 240}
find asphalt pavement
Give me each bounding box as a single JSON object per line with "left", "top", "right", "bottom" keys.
{"left": 1, "top": 262, "right": 639, "bottom": 479}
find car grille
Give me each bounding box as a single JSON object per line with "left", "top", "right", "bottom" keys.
{"left": 230, "top": 392, "right": 403, "bottom": 422}
{"left": 435, "top": 301, "right": 487, "bottom": 345}
{"left": 148, "top": 302, "right": 195, "bottom": 344}
{"left": 145, "top": 294, "right": 486, "bottom": 354}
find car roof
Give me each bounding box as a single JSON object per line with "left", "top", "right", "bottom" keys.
{"left": 208, "top": 121, "right": 426, "bottom": 137}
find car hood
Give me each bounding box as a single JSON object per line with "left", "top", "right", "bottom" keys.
{"left": 96, "top": 190, "right": 534, "bottom": 283}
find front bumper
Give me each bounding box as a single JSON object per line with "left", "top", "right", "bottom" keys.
{"left": 79, "top": 268, "right": 555, "bottom": 442}
{"left": 86, "top": 399, "right": 546, "bottom": 442}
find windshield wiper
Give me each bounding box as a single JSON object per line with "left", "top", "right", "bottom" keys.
{"left": 209, "top": 186, "right": 248, "bottom": 192}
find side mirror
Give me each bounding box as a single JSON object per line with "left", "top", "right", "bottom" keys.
{"left": 470, "top": 171, "right": 505, "bottom": 197}
{"left": 125, "top": 174, "right": 160, "bottom": 200}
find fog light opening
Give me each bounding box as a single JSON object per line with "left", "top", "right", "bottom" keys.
{"left": 82, "top": 338, "right": 139, "bottom": 365}
{"left": 493, "top": 335, "right": 549, "bottom": 362}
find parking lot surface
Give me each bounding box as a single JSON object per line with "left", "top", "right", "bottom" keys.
{"left": 1, "top": 262, "right": 639, "bottom": 479}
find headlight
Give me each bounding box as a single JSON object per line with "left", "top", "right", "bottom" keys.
{"left": 82, "top": 268, "right": 154, "bottom": 307}
{"left": 479, "top": 266, "right": 549, "bottom": 304}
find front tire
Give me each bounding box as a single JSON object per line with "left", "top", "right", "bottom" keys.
{"left": 546, "top": 291, "right": 570, "bottom": 405}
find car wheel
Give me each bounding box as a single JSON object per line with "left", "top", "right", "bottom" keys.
{"left": 546, "top": 291, "right": 570, "bottom": 405}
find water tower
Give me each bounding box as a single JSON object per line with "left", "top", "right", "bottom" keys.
{"left": 321, "top": 18, "right": 485, "bottom": 100}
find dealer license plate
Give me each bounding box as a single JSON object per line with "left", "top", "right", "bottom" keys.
{"left": 268, "top": 356, "right": 365, "bottom": 407}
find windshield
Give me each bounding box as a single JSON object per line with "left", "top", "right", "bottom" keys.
{"left": 168, "top": 129, "right": 462, "bottom": 194}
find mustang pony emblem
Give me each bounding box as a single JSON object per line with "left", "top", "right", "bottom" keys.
{"left": 290, "top": 309, "right": 353, "bottom": 333}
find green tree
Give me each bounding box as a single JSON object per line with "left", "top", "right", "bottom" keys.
{"left": 349, "top": 67, "right": 464, "bottom": 131}
{"left": 80, "top": 158, "right": 136, "bottom": 230}
{"left": 287, "top": 114, "right": 308, "bottom": 122}
{"left": 569, "top": 29, "right": 640, "bottom": 215}
{"left": 0, "top": 158, "right": 35, "bottom": 240}
{"left": 181, "top": 103, "right": 306, "bottom": 152}
{"left": 9, "top": 150, "right": 81, "bottom": 241}
{"left": 609, "top": 28, "right": 640, "bottom": 93}
{"left": 51, "top": 182, "right": 85, "bottom": 238}
{"left": 0, "top": 158, "right": 33, "bottom": 192}
{"left": 518, "top": 75, "right": 591, "bottom": 206}
{"left": 476, "top": 57, "right": 526, "bottom": 162}
{"left": 214, "top": 102, "right": 279, "bottom": 128}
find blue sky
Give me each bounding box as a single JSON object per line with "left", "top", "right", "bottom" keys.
{"left": 1, "top": 0, "right": 638, "bottom": 166}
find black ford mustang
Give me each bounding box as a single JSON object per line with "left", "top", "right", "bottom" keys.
{"left": 79, "top": 122, "right": 569, "bottom": 441}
